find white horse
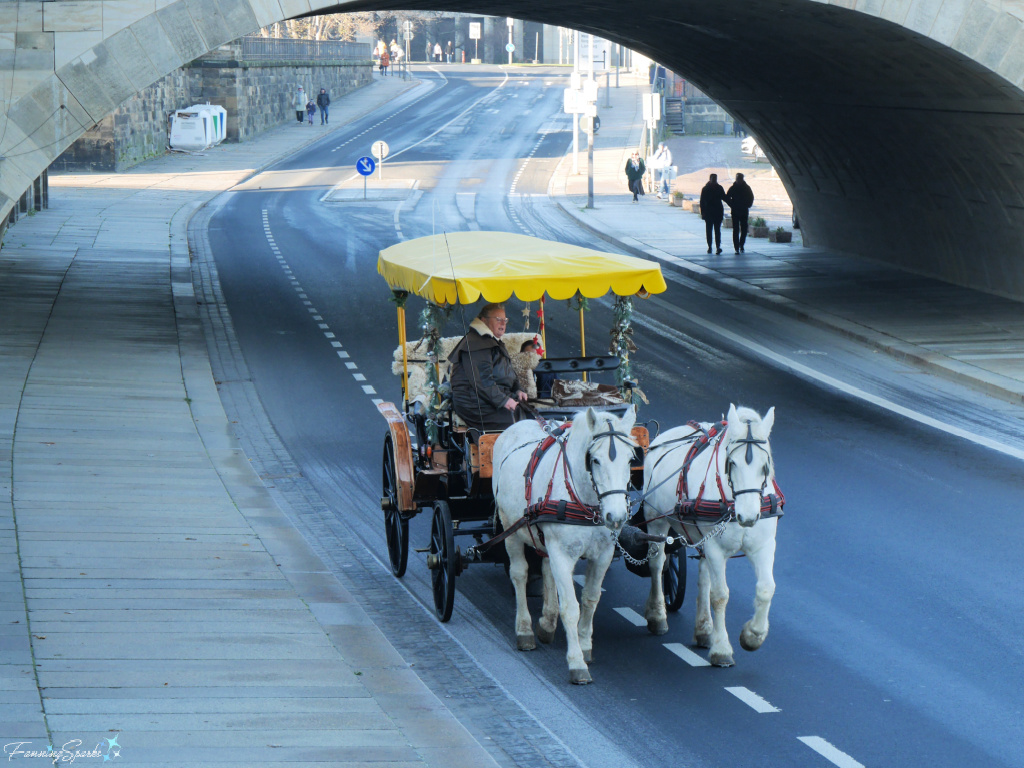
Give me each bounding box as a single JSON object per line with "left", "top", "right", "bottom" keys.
{"left": 492, "top": 407, "right": 636, "bottom": 684}
{"left": 642, "top": 404, "right": 780, "bottom": 667}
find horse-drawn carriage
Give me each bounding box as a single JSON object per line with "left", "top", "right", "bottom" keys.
{"left": 375, "top": 231, "right": 784, "bottom": 681}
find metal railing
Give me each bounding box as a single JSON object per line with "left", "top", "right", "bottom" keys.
{"left": 240, "top": 36, "right": 371, "bottom": 62}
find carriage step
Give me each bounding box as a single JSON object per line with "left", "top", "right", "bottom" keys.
{"left": 413, "top": 546, "right": 430, "bottom": 553}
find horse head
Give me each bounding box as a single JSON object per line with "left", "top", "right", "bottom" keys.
{"left": 574, "top": 406, "right": 637, "bottom": 532}
{"left": 722, "top": 404, "right": 775, "bottom": 528}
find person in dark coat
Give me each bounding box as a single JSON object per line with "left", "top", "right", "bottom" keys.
{"left": 725, "top": 172, "right": 755, "bottom": 254}
{"left": 625, "top": 151, "right": 645, "bottom": 203}
{"left": 448, "top": 304, "right": 526, "bottom": 431}
{"left": 316, "top": 88, "right": 330, "bottom": 124}
{"left": 699, "top": 173, "right": 728, "bottom": 254}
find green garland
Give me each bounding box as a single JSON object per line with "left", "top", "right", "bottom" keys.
{"left": 567, "top": 292, "right": 590, "bottom": 313}
{"left": 609, "top": 295, "right": 647, "bottom": 404}
{"left": 417, "top": 302, "right": 453, "bottom": 444}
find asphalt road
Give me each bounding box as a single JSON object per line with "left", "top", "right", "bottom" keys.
{"left": 203, "top": 66, "right": 1024, "bottom": 768}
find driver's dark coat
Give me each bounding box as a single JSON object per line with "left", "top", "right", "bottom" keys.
{"left": 449, "top": 318, "right": 522, "bottom": 427}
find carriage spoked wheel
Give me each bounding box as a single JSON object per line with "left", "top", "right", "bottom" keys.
{"left": 382, "top": 434, "right": 409, "bottom": 578}
{"left": 662, "top": 547, "right": 687, "bottom": 612}
{"left": 429, "top": 501, "right": 459, "bottom": 622}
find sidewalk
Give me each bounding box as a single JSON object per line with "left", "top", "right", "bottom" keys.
{"left": 0, "top": 74, "right": 503, "bottom": 767}
{"left": 550, "top": 72, "right": 1024, "bottom": 405}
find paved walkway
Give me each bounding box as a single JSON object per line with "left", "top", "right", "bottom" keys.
{"left": 551, "top": 71, "right": 1024, "bottom": 405}
{"left": 0, "top": 73, "right": 503, "bottom": 767}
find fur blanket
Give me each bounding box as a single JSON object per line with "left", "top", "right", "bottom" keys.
{"left": 392, "top": 332, "right": 540, "bottom": 403}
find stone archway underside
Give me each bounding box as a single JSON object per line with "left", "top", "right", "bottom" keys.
{"left": 3, "top": 0, "right": 1024, "bottom": 298}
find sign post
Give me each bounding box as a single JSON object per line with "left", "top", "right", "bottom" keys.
{"left": 469, "top": 22, "right": 481, "bottom": 63}
{"left": 371, "top": 140, "right": 389, "bottom": 180}
{"left": 506, "top": 17, "right": 514, "bottom": 65}
{"left": 356, "top": 156, "right": 375, "bottom": 199}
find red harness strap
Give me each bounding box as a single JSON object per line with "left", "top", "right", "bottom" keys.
{"left": 672, "top": 420, "right": 786, "bottom": 532}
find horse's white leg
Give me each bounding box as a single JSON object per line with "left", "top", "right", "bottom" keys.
{"left": 537, "top": 556, "right": 559, "bottom": 644}
{"left": 547, "top": 548, "right": 590, "bottom": 684}
{"left": 693, "top": 555, "right": 713, "bottom": 648}
{"left": 703, "top": 548, "right": 734, "bottom": 667}
{"left": 578, "top": 545, "right": 614, "bottom": 663}
{"left": 643, "top": 518, "right": 671, "bottom": 635}
{"left": 740, "top": 534, "right": 777, "bottom": 652}
{"left": 505, "top": 534, "right": 535, "bottom": 651}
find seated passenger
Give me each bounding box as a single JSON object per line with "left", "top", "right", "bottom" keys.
{"left": 449, "top": 303, "right": 528, "bottom": 430}
{"left": 520, "top": 338, "right": 556, "bottom": 399}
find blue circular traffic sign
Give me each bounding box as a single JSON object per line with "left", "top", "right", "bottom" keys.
{"left": 356, "top": 156, "right": 376, "bottom": 176}
{"left": 505, "top": 43, "right": 515, "bottom": 53}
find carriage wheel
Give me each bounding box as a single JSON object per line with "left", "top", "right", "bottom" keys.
{"left": 430, "top": 501, "right": 457, "bottom": 622}
{"left": 382, "top": 434, "right": 409, "bottom": 578}
{"left": 663, "top": 548, "right": 686, "bottom": 612}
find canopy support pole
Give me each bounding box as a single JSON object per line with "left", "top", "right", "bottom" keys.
{"left": 539, "top": 295, "right": 547, "bottom": 358}
{"left": 398, "top": 305, "right": 409, "bottom": 403}
{"left": 579, "top": 306, "right": 588, "bottom": 382}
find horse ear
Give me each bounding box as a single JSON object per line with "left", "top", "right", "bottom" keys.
{"left": 727, "top": 403, "right": 738, "bottom": 425}
{"left": 620, "top": 405, "right": 636, "bottom": 431}
{"left": 762, "top": 406, "right": 775, "bottom": 436}
{"left": 585, "top": 407, "right": 598, "bottom": 430}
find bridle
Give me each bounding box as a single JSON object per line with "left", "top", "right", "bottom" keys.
{"left": 723, "top": 422, "right": 772, "bottom": 510}
{"left": 583, "top": 421, "right": 637, "bottom": 503}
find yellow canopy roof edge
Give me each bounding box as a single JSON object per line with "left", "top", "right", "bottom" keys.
{"left": 378, "top": 231, "right": 667, "bottom": 305}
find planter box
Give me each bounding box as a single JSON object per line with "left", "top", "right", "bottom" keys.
{"left": 690, "top": 202, "right": 701, "bottom": 214}
{"left": 670, "top": 196, "right": 683, "bottom": 207}
{"left": 768, "top": 230, "right": 792, "bottom": 243}
{"left": 750, "top": 226, "right": 769, "bottom": 238}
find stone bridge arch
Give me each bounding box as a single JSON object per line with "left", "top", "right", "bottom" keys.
{"left": 3, "top": 0, "right": 1024, "bottom": 297}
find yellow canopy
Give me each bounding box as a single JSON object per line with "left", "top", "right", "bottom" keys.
{"left": 377, "top": 231, "right": 667, "bottom": 304}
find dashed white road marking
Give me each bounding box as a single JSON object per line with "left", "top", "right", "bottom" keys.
{"left": 725, "top": 686, "right": 780, "bottom": 713}
{"left": 262, "top": 208, "right": 378, "bottom": 403}
{"left": 663, "top": 642, "right": 710, "bottom": 667}
{"left": 372, "top": 398, "right": 384, "bottom": 406}
{"left": 612, "top": 607, "right": 646, "bottom": 627}
{"left": 797, "top": 737, "right": 865, "bottom": 768}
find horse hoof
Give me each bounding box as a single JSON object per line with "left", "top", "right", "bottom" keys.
{"left": 693, "top": 632, "right": 711, "bottom": 648}
{"left": 740, "top": 629, "right": 765, "bottom": 652}
{"left": 582, "top": 649, "right": 592, "bottom": 663}
{"left": 709, "top": 652, "right": 734, "bottom": 667}
{"left": 517, "top": 634, "right": 537, "bottom": 651}
{"left": 647, "top": 618, "right": 669, "bottom": 636}
{"left": 570, "top": 668, "right": 592, "bottom": 685}
{"left": 537, "top": 625, "right": 556, "bottom": 644}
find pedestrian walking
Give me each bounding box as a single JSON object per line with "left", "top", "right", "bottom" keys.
{"left": 389, "top": 40, "right": 403, "bottom": 73}
{"left": 294, "top": 85, "right": 306, "bottom": 124}
{"left": 725, "top": 172, "right": 755, "bottom": 254}
{"left": 700, "top": 173, "right": 728, "bottom": 254}
{"left": 625, "top": 151, "right": 645, "bottom": 203}
{"left": 316, "top": 87, "right": 330, "bottom": 125}
{"left": 305, "top": 97, "right": 316, "bottom": 126}
{"left": 651, "top": 142, "right": 673, "bottom": 198}
{"left": 434, "top": 42, "right": 442, "bottom": 62}
{"left": 379, "top": 47, "right": 390, "bottom": 76}
{"left": 445, "top": 41, "right": 453, "bottom": 63}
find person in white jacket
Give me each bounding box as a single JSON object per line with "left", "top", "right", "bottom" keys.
{"left": 651, "top": 142, "right": 673, "bottom": 198}
{"left": 293, "top": 86, "right": 306, "bottom": 124}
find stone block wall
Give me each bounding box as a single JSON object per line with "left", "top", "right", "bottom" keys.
{"left": 55, "top": 59, "right": 371, "bottom": 172}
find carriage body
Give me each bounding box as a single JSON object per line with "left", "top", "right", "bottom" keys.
{"left": 374, "top": 232, "right": 669, "bottom": 621}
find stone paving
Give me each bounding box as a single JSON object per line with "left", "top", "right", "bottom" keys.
{"left": 552, "top": 71, "right": 1024, "bottom": 406}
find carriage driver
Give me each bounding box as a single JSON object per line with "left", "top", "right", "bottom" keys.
{"left": 449, "top": 303, "right": 528, "bottom": 431}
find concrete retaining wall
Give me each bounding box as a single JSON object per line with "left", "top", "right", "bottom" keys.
{"left": 55, "top": 57, "right": 371, "bottom": 172}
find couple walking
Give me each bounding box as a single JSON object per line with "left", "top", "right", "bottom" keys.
{"left": 624, "top": 142, "right": 674, "bottom": 203}
{"left": 700, "top": 172, "right": 754, "bottom": 254}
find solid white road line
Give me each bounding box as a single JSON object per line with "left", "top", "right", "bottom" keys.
{"left": 725, "top": 686, "right": 780, "bottom": 713}
{"left": 613, "top": 607, "right": 646, "bottom": 627}
{"left": 663, "top": 642, "right": 710, "bottom": 667}
{"left": 797, "top": 737, "right": 865, "bottom": 768}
